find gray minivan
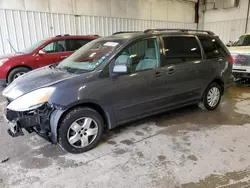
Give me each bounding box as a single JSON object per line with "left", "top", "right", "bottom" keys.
{"left": 3, "top": 29, "right": 233, "bottom": 154}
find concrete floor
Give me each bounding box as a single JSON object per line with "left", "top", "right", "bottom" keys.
{"left": 1, "top": 81, "right": 250, "bottom": 188}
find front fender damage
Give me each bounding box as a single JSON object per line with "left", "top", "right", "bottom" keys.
{"left": 4, "top": 102, "right": 66, "bottom": 144}
{"left": 50, "top": 108, "right": 66, "bottom": 144}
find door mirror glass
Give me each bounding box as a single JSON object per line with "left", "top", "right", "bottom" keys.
{"left": 38, "top": 49, "right": 46, "bottom": 55}
{"left": 113, "top": 64, "right": 128, "bottom": 74}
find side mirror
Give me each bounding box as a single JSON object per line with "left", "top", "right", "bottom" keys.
{"left": 38, "top": 49, "right": 46, "bottom": 55}
{"left": 226, "top": 41, "right": 233, "bottom": 47}
{"left": 113, "top": 64, "right": 128, "bottom": 74}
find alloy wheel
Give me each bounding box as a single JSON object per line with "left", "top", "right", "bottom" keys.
{"left": 207, "top": 87, "right": 220, "bottom": 107}
{"left": 13, "top": 72, "right": 25, "bottom": 80}
{"left": 67, "top": 117, "right": 99, "bottom": 148}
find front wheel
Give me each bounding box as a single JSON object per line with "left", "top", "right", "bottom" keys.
{"left": 201, "top": 82, "right": 222, "bottom": 111}
{"left": 7, "top": 67, "right": 30, "bottom": 83}
{"left": 58, "top": 107, "right": 104, "bottom": 154}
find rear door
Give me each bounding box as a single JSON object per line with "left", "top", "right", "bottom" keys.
{"left": 66, "top": 39, "right": 92, "bottom": 52}
{"left": 57, "top": 39, "right": 93, "bottom": 62}
{"left": 161, "top": 36, "right": 205, "bottom": 107}
{"left": 197, "top": 36, "right": 229, "bottom": 86}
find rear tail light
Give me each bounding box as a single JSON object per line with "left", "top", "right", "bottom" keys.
{"left": 228, "top": 55, "right": 234, "bottom": 64}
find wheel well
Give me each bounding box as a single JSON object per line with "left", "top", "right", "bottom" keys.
{"left": 210, "top": 78, "right": 224, "bottom": 94}
{"left": 6, "top": 65, "right": 32, "bottom": 82}
{"left": 58, "top": 103, "right": 109, "bottom": 129}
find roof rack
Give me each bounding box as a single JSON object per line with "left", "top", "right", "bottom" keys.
{"left": 56, "top": 34, "right": 70, "bottom": 37}
{"left": 112, "top": 31, "right": 142, "bottom": 35}
{"left": 144, "top": 29, "right": 215, "bottom": 35}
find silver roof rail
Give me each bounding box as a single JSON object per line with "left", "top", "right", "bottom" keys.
{"left": 144, "top": 28, "right": 215, "bottom": 35}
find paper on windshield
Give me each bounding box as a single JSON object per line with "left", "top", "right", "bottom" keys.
{"left": 104, "top": 42, "right": 119, "bottom": 47}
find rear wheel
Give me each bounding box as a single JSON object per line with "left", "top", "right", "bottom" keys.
{"left": 7, "top": 67, "right": 30, "bottom": 83}
{"left": 58, "top": 107, "right": 104, "bottom": 154}
{"left": 201, "top": 82, "right": 222, "bottom": 111}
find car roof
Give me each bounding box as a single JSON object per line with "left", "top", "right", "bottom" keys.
{"left": 102, "top": 29, "right": 216, "bottom": 42}
{"left": 50, "top": 35, "right": 99, "bottom": 40}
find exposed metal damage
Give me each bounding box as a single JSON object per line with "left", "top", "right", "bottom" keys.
{"left": 4, "top": 101, "right": 57, "bottom": 143}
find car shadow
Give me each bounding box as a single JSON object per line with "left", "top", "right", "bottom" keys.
{"left": 234, "top": 78, "right": 250, "bottom": 87}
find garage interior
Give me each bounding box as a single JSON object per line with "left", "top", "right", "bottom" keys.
{"left": 1, "top": 0, "right": 250, "bottom": 188}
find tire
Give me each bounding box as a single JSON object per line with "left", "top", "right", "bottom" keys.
{"left": 201, "top": 82, "right": 222, "bottom": 111}
{"left": 7, "top": 67, "right": 30, "bottom": 83}
{"left": 58, "top": 107, "right": 104, "bottom": 154}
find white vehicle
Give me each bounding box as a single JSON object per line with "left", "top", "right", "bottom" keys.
{"left": 228, "top": 34, "right": 250, "bottom": 79}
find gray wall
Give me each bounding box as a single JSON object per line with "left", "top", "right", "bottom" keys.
{"left": 203, "top": 0, "right": 250, "bottom": 43}
{"left": 0, "top": 0, "right": 197, "bottom": 55}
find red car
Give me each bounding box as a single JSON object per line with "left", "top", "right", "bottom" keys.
{"left": 0, "top": 34, "right": 98, "bottom": 86}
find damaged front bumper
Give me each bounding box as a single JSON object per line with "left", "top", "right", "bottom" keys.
{"left": 3, "top": 101, "right": 65, "bottom": 144}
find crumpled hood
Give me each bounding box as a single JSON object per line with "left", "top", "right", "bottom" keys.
{"left": 229, "top": 46, "right": 250, "bottom": 54}
{"left": 3, "top": 66, "right": 77, "bottom": 100}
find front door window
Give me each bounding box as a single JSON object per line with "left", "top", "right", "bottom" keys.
{"left": 114, "top": 38, "right": 160, "bottom": 73}
{"left": 43, "top": 40, "right": 66, "bottom": 53}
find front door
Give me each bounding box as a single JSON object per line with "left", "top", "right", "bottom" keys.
{"left": 35, "top": 40, "right": 68, "bottom": 67}
{"left": 109, "top": 38, "right": 168, "bottom": 123}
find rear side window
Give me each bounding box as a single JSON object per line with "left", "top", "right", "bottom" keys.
{"left": 67, "top": 39, "right": 92, "bottom": 51}
{"left": 198, "top": 36, "right": 227, "bottom": 59}
{"left": 163, "top": 36, "right": 201, "bottom": 64}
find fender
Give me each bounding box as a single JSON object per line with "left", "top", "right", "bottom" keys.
{"left": 200, "top": 76, "right": 224, "bottom": 100}
{"left": 50, "top": 108, "right": 66, "bottom": 144}
{"left": 49, "top": 100, "right": 117, "bottom": 144}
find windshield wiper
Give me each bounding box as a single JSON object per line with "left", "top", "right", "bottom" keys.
{"left": 55, "top": 66, "right": 69, "bottom": 72}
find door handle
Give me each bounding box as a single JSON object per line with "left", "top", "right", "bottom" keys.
{"left": 167, "top": 66, "right": 175, "bottom": 74}
{"left": 155, "top": 71, "right": 163, "bottom": 77}
{"left": 60, "top": 56, "right": 68, "bottom": 59}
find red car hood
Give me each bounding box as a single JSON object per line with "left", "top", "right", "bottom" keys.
{"left": 0, "top": 53, "right": 24, "bottom": 60}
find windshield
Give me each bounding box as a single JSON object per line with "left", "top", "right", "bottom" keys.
{"left": 57, "top": 39, "right": 122, "bottom": 73}
{"left": 232, "top": 35, "right": 250, "bottom": 46}
{"left": 20, "top": 40, "right": 47, "bottom": 54}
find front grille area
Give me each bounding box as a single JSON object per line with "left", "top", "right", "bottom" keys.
{"left": 19, "top": 115, "right": 41, "bottom": 128}
{"left": 6, "top": 109, "right": 19, "bottom": 121}
{"left": 5, "top": 103, "right": 54, "bottom": 130}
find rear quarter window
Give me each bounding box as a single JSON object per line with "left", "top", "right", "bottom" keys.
{"left": 198, "top": 36, "right": 227, "bottom": 59}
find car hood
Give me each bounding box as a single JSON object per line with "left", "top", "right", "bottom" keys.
{"left": 3, "top": 66, "right": 78, "bottom": 100}
{"left": 0, "top": 53, "right": 25, "bottom": 60}
{"left": 228, "top": 46, "right": 250, "bottom": 54}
